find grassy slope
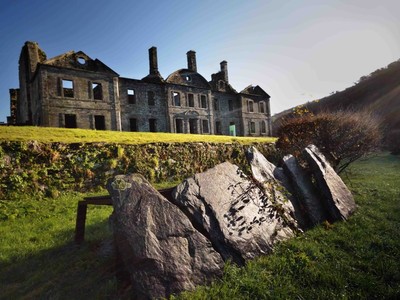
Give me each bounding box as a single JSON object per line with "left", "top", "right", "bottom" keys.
{"left": 0, "top": 154, "right": 399, "bottom": 299}
{"left": 0, "top": 126, "right": 275, "bottom": 144}
{"left": 272, "top": 59, "right": 400, "bottom": 134}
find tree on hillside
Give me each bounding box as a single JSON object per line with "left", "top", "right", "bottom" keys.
{"left": 276, "top": 110, "right": 381, "bottom": 173}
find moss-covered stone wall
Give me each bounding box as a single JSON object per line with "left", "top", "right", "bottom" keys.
{"left": 0, "top": 141, "right": 276, "bottom": 199}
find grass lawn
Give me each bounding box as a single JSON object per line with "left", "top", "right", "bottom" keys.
{"left": 0, "top": 126, "right": 275, "bottom": 145}
{"left": 0, "top": 153, "right": 399, "bottom": 299}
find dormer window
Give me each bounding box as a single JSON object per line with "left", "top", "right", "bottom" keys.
{"left": 184, "top": 75, "right": 191, "bottom": 82}
{"left": 218, "top": 80, "right": 225, "bottom": 89}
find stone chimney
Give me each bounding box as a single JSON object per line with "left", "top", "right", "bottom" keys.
{"left": 187, "top": 50, "right": 197, "bottom": 72}
{"left": 149, "top": 46, "right": 159, "bottom": 75}
{"left": 220, "top": 60, "right": 228, "bottom": 83}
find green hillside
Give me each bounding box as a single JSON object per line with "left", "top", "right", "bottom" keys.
{"left": 273, "top": 59, "right": 400, "bottom": 135}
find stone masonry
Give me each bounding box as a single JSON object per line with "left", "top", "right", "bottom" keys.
{"left": 10, "top": 41, "right": 272, "bottom": 137}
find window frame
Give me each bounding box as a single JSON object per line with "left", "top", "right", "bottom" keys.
{"left": 127, "top": 89, "right": 136, "bottom": 104}
{"left": 200, "top": 95, "right": 207, "bottom": 109}
{"left": 61, "top": 79, "right": 74, "bottom": 98}
{"left": 91, "top": 82, "right": 103, "bottom": 100}
{"left": 172, "top": 91, "right": 181, "bottom": 106}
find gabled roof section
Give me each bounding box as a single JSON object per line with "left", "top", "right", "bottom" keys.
{"left": 142, "top": 73, "right": 165, "bottom": 84}
{"left": 209, "top": 71, "right": 237, "bottom": 93}
{"left": 166, "top": 69, "right": 211, "bottom": 89}
{"left": 240, "top": 85, "right": 270, "bottom": 97}
{"left": 42, "top": 50, "right": 119, "bottom": 76}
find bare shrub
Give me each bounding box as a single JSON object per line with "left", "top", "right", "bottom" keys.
{"left": 276, "top": 110, "right": 381, "bottom": 173}
{"left": 385, "top": 130, "right": 400, "bottom": 155}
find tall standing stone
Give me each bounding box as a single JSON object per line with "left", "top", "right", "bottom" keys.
{"left": 246, "top": 146, "right": 307, "bottom": 229}
{"left": 303, "top": 145, "right": 356, "bottom": 221}
{"left": 107, "top": 174, "right": 223, "bottom": 300}
{"left": 282, "top": 154, "right": 328, "bottom": 226}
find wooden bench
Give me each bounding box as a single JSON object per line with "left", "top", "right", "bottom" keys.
{"left": 74, "top": 195, "right": 112, "bottom": 244}
{"left": 74, "top": 187, "right": 175, "bottom": 244}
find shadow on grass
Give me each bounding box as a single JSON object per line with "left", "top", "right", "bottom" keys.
{"left": 0, "top": 220, "right": 119, "bottom": 299}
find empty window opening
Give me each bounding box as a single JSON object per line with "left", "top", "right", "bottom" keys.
{"left": 249, "top": 121, "right": 256, "bottom": 134}
{"left": 130, "top": 118, "right": 137, "bottom": 132}
{"left": 92, "top": 82, "right": 103, "bottom": 100}
{"left": 228, "top": 100, "right": 233, "bottom": 111}
{"left": 184, "top": 75, "right": 191, "bottom": 82}
{"left": 214, "top": 98, "right": 219, "bottom": 111}
{"left": 65, "top": 114, "right": 77, "bottom": 128}
{"left": 259, "top": 102, "right": 265, "bottom": 113}
{"left": 189, "top": 119, "right": 198, "bottom": 134}
{"left": 188, "top": 93, "right": 195, "bottom": 107}
{"left": 148, "top": 91, "right": 155, "bottom": 106}
{"left": 200, "top": 95, "right": 207, "bottom": 108}
{"left": 261, "top": 121, "right": 267, "bottom": 133}
{"left": 175, "top": 119, "right": 184, "bottom": 133}
{"left": 173, "top": 92, "right": 181, "bottom": 106}
{"left": 202, "top": 120, "right": 209, "bottom": 134}
{"left": 149, "top": 119, "right": 157, "bottom": 132}
{"left": 248, "top": 100, "right": 254, "bottom": 113}
{"left": 62, "top": 80, "right": 74, "bottom": 98}
{"left": 128, "top": 89, "right": 136, "bottom": 104}
{"left": 77, "top": 57, "right": 86, "bottom": 65}
{"left": 215, "top": 121, "right": 222, "bottom": 134}
{"left": 94, "top": 115, "right": 106, "bottom": 130}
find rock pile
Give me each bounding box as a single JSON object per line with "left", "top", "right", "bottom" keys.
{"left": 106, "top": 145, "right": 356, "bottom": 299}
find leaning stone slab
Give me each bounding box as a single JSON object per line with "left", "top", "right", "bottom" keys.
{"left": 107, "top": 174, "right": 224, "bottom": 300}
{"left": 172, "top": 161, "right": 295, "bottom": 265}
{"left": 282, "top": 154, "right": 328, "bottom": 226}
{"left": 302, "top": 144, "right": 356, "bottom": 221}
{"left": 245, "top": 147, "right": 307, "bottom": 229}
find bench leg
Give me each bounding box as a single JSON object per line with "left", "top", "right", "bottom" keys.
{"left": 75, "top": 202, "right": 87, "bottom": 244}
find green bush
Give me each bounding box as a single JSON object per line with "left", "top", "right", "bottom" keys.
{"left": 275, "top": 110, "right": 381, "bottom": 173}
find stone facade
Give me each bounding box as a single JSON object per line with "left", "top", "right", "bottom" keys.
{"left": 10, "top": 41, "right": 272, "bottom": 136}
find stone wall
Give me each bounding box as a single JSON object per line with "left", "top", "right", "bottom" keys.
{"left": 0, "top": 141, "right": 275, "bottom": 199}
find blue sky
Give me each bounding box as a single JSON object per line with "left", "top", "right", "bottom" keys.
{"left": 0, "top": 0, "right": 399, "bottom": 122}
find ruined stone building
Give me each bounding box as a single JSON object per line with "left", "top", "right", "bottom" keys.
{"left": 10, "top": 41, "right": 272, "bottom": 136}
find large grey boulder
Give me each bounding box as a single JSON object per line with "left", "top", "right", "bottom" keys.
{"left": 245, "top": 147, "right": 307, "bottom": 229}
{"left": 107, "top": 174, "right": 223, "bottom": 300}
{"left": 303, "top": 145, "right": 356, "bottom": 221}
{"left": 172, "top": 161, "right": 295, "bottom": 265}
{"left": 282, "top": 154, "right": 328, "bottom": 226}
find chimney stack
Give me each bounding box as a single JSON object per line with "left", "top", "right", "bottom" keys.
{"left": 148, "top": 46, "right": 159, "bottom": 75}
{"left": 187, "top": 50, "right": 197, "bottom": 72}
{"left": 220, "top": 60, "right": 228, "bottom": 83}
